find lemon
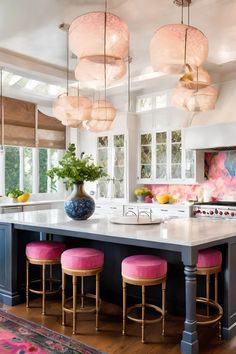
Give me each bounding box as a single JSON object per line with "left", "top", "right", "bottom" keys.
{"left": 17, "top": 192, "right": 30, "bottom": 203}
{"left": 156, "top": 194, "right": 169, "bottom": 204}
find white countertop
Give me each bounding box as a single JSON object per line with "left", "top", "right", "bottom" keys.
{"left": 0, "top": 199, "right": 64, "bottom": 207}
{"left": 0, "top": 209, "right": 235, "bottom": 247}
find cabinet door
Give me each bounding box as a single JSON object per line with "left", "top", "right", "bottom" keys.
{"left": 170, "top": 129, "right": 182, "bottom": 181}
{"left": 138, "top": 133, "right": 153, "bottom": 183}
{"left": 112, "top": 134, "right": 125, "bottom": 199}
{"left": 97, "top": 136, "right": 109, "bottom": 198}
{"left": 155, "top": 131, "right": 168, "bottom": 182}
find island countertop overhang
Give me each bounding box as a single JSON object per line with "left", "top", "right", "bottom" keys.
{"left": 0, "top": 209, "right": 236, "bottom": 248}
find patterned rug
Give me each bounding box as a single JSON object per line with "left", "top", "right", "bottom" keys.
{"left": 0, "top": 309, "right": 105, "bottom": 354}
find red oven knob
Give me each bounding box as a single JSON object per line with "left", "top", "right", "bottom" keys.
{"left": 219, "top": 211, "right": 223, "bottom": 215}
{"left": 231, "top": 212, "right": 235, "bottom": 217}
{"left": 224, "top": 211, "right": 229, "bottom": 216}
{"left": 203, "top": 211, "right": 206, "bottom": 214}
{"left": 210, "top": 211, "right": 214, "bottom": 215}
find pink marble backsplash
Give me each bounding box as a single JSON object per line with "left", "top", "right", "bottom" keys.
{"left": 147, "top": 151, "right": 236, "bottom": 202}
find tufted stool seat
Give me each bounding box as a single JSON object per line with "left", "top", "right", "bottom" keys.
{"left": 61, "top": 248, "right": 104, "bottom": 335}
{"left": 26, "top": 240, "right": 66, "bottom": 315}
{"left": 196, "top": 248, "right": 223, "bottom": 338}
{"left": 121, "top": 255, "right": 167, "bottom": 343}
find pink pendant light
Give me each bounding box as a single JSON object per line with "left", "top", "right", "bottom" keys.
{"left": 69, "top": 12, "right": 129, "bottom": 60}
{"left": 53, "top": 95, "right": 92, "bottom": 122}
{"left": 172, "top": 85, "right": 194, "bottom": 110}
{"left": 185, "top": 86, "right": 218, "bottom": 112}
{"left": 75, "top": 56, "right": 126, "bottom": 89}
{"left": 172, "top": 84, "right": 217, "bottom": 112}
{"left": 91, "top": 100, "right": 116, "bottom": 121}
{"left": 150, "top": 24, "right": 208, "bottom": 74}
{"left": 179, "top": 65, "right": 211, "bottom": 90}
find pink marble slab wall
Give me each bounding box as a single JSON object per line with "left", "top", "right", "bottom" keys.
{"left": 147, "top": 151, "right": 236, "bottom": 202}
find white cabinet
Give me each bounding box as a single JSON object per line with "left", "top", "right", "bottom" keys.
{"left": 78, "top": 112, "right": 137, "bottom": 203}
{"left": 138, "top": 129, "right": 204, "bottom": 184}
{"left": 124, "top": 203, "right": 192, "bottom": 218}
{"left": 96, "top": 133, "right": 126, "bottom": 200}
{"left": 95, "top": 203, "right": 123, "bottom": 216}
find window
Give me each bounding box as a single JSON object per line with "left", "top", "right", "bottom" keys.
{"left": 3, "top": 146, "right": 63, "bottom": 195}
{"left": 5, "top": 146, "right": 20, "bottom": 194}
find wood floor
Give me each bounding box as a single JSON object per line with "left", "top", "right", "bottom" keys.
{"left": 3, "top": 298, "right": 236, "bottom": 354}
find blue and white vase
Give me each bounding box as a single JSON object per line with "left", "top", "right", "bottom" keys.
{"left": 64, "top": 182, "right": 95, "bottom": 220}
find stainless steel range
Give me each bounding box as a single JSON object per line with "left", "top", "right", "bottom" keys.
{"left": 193, "top": 201, "right": 236, "bottom": 219}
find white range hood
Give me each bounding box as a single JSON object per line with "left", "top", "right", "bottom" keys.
{"left": 183, "top": 121, "right": 236, "bottom": 150}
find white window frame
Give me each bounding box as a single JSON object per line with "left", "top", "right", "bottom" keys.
{"left": 2, "top": 146, "right": 64, "bottom": 196}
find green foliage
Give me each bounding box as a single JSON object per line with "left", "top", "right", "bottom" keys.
{"left": 39, "top": 149, "right": 48, "bottom": 193}
{"left": 7, "top": 188, "right": 24, "bottom": 198}
{"left": 47, "top": 143, "right": 107, "bottom": 189}
{"left": 5, "top": 146, "right": 20, "bottom": 195}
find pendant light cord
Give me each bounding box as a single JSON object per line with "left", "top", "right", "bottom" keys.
{"left": 181, "top": 0, "right": 184, "bottom": 24}
{"left": 66, "top": 28, "right": 69, "bottom": 96}
{"left": 104, "top": 0, "right": 108, "bottom": 120}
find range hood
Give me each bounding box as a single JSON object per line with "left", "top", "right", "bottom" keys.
{"left": 183, "top": 121, "right": 236, "bottom": 150}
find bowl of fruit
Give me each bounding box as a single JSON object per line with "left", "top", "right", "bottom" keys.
{"left": 7, "top": 188, "right": 30, "bottom": 203}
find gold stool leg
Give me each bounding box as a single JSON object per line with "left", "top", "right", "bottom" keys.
{"left": 141, "top": 285, "right": 145, "bottom": 344}
{"left": 62, "top": 271, "right": 66, "bottom": 326}
{"left": 26, "top": 259, "right": 29, "bottom": 308}
{"left": 215, "top": 272, "right": 222, "bottom": 340}
{"left": 72, "top": 275, "right": 77, "bottom": 335}
{"left": 206, "top": 273, "right": 210, "bottom": 317}
{"left": 122, "top": 279, "right": 127, "bottom": 336}
{"left": 96, "top": 273, "right": 100, "bottom": 331}
{"left": 81, "top": 276, "right": 84, "bottom": 308}
{"left": 162, "top": 280, "right": 166, "bottom": 336}
{"left": 42, "top": 264, "right": 46, "bottom": 315}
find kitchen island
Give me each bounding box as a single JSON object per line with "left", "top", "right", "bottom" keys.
{"left": 0, "top": 209, "right": 236, "bottom": 354}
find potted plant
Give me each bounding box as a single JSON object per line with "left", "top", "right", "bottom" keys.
{"left": 134, "top": 187, "right": 152, "bottom": 202}
{"left": 47, "top": 143, "right": 107, "bottom": 220}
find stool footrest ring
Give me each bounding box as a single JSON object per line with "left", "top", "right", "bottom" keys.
{"left": 127, "top": 303, "right": 163, "bottom": 324}
{"left": 196, "top": 297, "right": 223, "bottom": 325}
{"left": 63, "top": 293, "right": 101, "bottom": 314}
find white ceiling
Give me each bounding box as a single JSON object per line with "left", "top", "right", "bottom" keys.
{"left": 0, "top": 0, "right": 235, "bottom": 104}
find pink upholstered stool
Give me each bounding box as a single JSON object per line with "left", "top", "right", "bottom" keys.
{"left": 121, "top": 255, "right": 167, "bottom": 343}
{"left": 197, "top": 248, "right": 223, "bottom": 338}
{"left": 25, "top": 240, "right": 66, "bottom": 315}
{"left": 61, "top": 248, "right": 104, "bottom": 335}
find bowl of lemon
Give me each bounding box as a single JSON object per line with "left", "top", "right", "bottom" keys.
{"left": 7, "top": 188, "right": 30, "bottom": 203}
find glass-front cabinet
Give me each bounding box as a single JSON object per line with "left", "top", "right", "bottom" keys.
{"left": 155, "top": 131, "right": 167, "bottom": 181}
{"left": 170, "top": 129, "right": 182, "bottom": 180}
{"left": 96, "top": 133, "right": 126, "bottom": 200}
{"left": 138, "top": 129, "right": 203, "bottom": 184}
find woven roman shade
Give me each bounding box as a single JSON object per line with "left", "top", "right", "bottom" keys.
{"left": 38, "top": 111, "right": 66, "bottom": 149}
{"left": 1, "top": 97, "right": 36, "bottom": 147}
{"left": 0, "top": 96, "right": 66, "bottom": 149}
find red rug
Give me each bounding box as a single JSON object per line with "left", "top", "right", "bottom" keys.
{"left": 0, "top": 309, "right": 105, "bottom": 354}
